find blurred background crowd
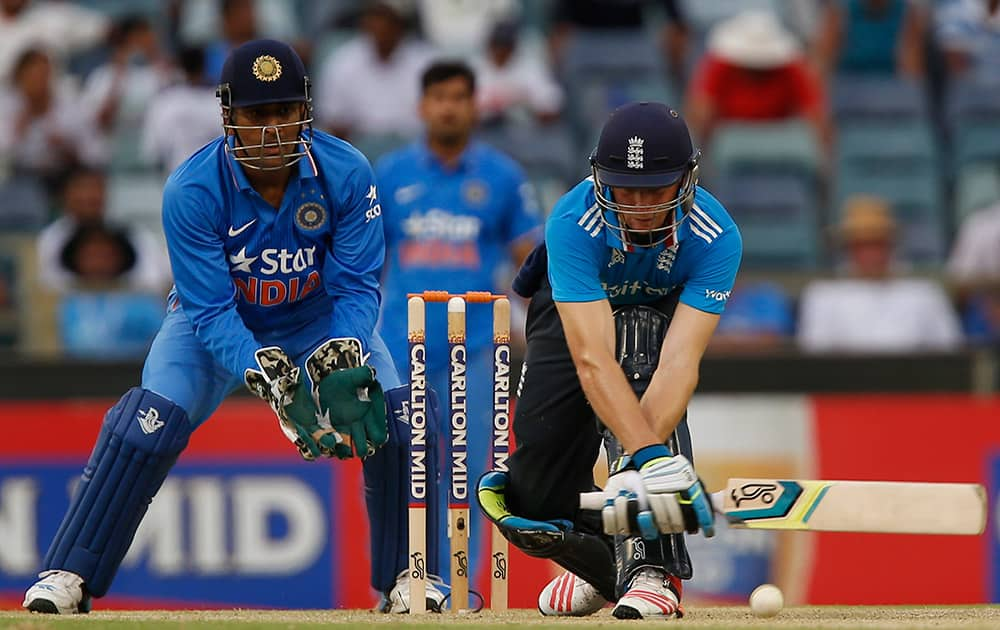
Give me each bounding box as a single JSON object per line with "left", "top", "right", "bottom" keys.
{"left": 1, "top": 0, "right": 999, "bottom": 361}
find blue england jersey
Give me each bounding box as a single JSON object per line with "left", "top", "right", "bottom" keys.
{"left": 546, "top": 179, "right": 742, "bottom": 313}
{"left": 376, "top": 140, "right": 541, "bottom": 360}
{"left": 161, "top": 130, "right": 385, "bottom": 378}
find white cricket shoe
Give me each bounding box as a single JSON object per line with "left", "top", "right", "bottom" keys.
{"left": 538, "top": 571, "right": 608, "bottom": 616}
{"left": 612, "top": 567, "right": 682, "bottom": 619}
{"left": 378, "top": 570, "right": 449, "bottom": 613}
{"left": 23, "top": 570, "right": 91, "bottom": 614}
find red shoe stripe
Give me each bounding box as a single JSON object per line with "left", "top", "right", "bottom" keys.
{"left": 627, "top": 589, "right": 678, "bottom": 615}
{"left": 548, "top": 574, "right": 562, "bottom": 611}
{"left": 563, "top": 574, "right": 575, "bottom": 612}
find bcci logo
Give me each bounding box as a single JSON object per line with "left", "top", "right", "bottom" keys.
{"left": 627, "top": 136, "right": 644, "bottom": 169}
{"left": 137, "top": 407, "right": 164, "bottom": 435}
{"left": 463, "top": 181, "right": 488, "bottom": 206}
{"left": 295, "top": 202, "right": 326, "bottom": 231}
{"left": 252, "top": 55, "right": 282, "bottom": 82}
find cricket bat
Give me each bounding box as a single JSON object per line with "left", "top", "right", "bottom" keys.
{"left": 580, "top": 478, "right": 987, "bottom": 535}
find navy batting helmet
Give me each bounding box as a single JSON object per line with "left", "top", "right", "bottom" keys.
{"left": 590, "top": 102, "right": 700, "bottom": 248}
{"left": 217, "top": 39, "right": 313, "bottom": 170}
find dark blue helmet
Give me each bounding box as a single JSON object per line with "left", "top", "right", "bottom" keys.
{"left": 590, "top": 102, "right": 700, "bottom": 247}
{"left": 217, "top": 39, "right": 313, "bottom": 170}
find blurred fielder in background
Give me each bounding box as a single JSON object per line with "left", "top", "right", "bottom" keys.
{"left": 23, "top": 39, "right": 421, "bottom": 615}
{"left": 375, "top": 59, "right": 541, "bottom": 609}
{"left": 477, "top": 102, "right": 743, "bottom": 619}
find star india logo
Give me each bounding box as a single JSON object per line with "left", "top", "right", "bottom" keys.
{"left": 252, "top": 55, "right": 282, "bottom": 82}
{"left": 627, "top": 136, "right": 644, "bottom": 169}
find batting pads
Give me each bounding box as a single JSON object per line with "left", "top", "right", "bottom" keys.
{"left": 44, "top": 388, "right": 193, "bottom": 597}
{"left": 364, "top": 384, "right": 443, "bottom": 593}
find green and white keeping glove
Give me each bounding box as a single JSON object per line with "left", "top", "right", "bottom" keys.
{"left": 295, "top": 337, "right": 388, "bottom": 460}
{"left": 244, "top": 346, "right": 333, "bottom": 461}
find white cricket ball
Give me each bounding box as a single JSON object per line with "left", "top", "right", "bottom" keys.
{"left": 749, "top": 583, "right": 783, "bottom": 618}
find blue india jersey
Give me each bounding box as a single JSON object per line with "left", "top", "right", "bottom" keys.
{"left": 546, "top": 179, "right": 742, "bottom": 313}
{"left": 375, "top": 140, "right": 541, "bottom": 361}
{"left": 161, "top": 129, "right": 386, "bottom": 378}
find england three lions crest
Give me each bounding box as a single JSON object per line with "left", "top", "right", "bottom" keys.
{"left": 657, "top": 244, "right": 678, "bottom": 272}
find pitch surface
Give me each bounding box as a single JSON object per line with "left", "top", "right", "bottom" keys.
{"left": 2, "top": 607, "right": 1000, "bottom": 629}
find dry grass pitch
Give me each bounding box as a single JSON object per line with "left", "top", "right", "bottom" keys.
{"left": 2, "top": 607, "right": 1000, "bottom": 629}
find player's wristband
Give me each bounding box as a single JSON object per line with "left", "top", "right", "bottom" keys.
{"left": 631, "top": 444, "right": 673, "bottom": 470}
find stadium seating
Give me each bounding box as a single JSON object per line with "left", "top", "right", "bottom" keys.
{"left": 708, "top": 120, "right": 822, "bottom": 182}
{"left": 834, "top": 164, "right": 946, "bottom": 265}
{"left": 954, "top": 163, "right": 1000, "bottom": 220}
{"left": 831, "top": 75, "right": 928, "bottom": 122}
{"left": 713, "top": 173, "right": 820, "bottom": 270}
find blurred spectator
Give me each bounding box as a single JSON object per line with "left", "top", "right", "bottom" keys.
{"left": 56, "top": 223, "right": 165, "bottom": 359}
{"left": 0, "top": 47, "right": 104, "bottom": 183}
{"left": 58, "top": 222, "right": 138, "bottom": 287}
{"left": 797, "top": 195, "right": 963, "bottom": 353}
{"left": 948, "top": 199, "right": 1000, "bottom": 343}
{"left": 203, "top": 0, "right": 259, "bottom": 82}
{"left": 709, "top": 280, "right": 795, "bottom": 353}
{"left": 813, "top": 0, "right": 927, "bottom": 78}
{"left": 934, "top": 0, "right": 1000, "bottom": 83}
{"left": 79, "top": 15, "right": 174, "bottom": 166}
{"left": 474, "top": 20, "right": 563, "bottom": 126}
{"left": 142, "top": 47, "right": 221, "bottom": 173}
{"left": 549, "top": 0, "right": 689, "bottom": 82}
{"left": 315, "top": 0, "right": 434, "bottom": 140}
{"left": 0, "top": 0, "right": 108, "bottom": 83}
{"left": 685, "top": 11, "right": 831, "bottom": 149}
{"left": 36, "top": 167, "right": 170, "bottom": 293}
{"left": 176, "top": 0, "right": 301, "bottom": 79}
{"left": 417, "top": 0, "right": 519, "bottom": 56}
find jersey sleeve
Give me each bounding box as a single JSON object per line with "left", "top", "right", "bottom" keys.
{"left": 161, "top": 178, "right": 261, "bottom": 378}
{"left": 503, "top": 165, "right": 543, "bottom": 245}
{"left": 324, "top": 158, "right": 384, "bottom": 351}
{"left": 545, "top": 211, "right": 606, "bottom": 302}
{"left": 679, "top": 225, "right": 742, "bottom": 314}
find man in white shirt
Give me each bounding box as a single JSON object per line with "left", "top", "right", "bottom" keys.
{"left": 798, "top": 195, "right": 963, "bottom": 353}
{"left": 948, "top": 199, "right": 1000, "bottom": 344}
{"left": 474, "top": 20, "right": 563, "bottom": 125}
{"left": 315, "top": 0, "right": 434, "bottom": 140}
{"left": 141, "top": 47, "right": 221, "bottom": 173}
{"left": 0, "top": 0, "right": 108, "bottom": 83}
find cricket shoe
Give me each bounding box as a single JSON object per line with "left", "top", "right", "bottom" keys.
{"left": 538, "top": 571, "right": 608, "bottom": 616}
{"left": 23, "top": 570, "right": 92, "bottom": 614}
{"left": 612, "top": 567, "right": 683, "bottom": 619}
{"left": 377, "top": 570, "right": 449, "bottom": 613}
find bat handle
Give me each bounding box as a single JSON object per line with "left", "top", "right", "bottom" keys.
{"left": 578, "top": 490, "right": 726, "bottom": 513}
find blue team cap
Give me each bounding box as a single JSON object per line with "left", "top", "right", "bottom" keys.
{"left": 218, "top": 39, "right": 309, "bottom": 108}
{"left": 591, "top": 102, "right": 695, "bottom": 188}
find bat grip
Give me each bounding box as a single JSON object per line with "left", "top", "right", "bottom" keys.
{"left": 578, "top": 490, "right": 726, "bottom": 513}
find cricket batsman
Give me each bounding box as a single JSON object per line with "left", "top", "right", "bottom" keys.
{"left": 23, "top": 40, "right": 429, "bottom": 614}
{"left": 476, "top": 102, "right": 743, "bottom": 619}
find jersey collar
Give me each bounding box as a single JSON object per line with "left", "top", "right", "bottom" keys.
{"left": 416, "top": 137, "right": 477, "bottom": 173}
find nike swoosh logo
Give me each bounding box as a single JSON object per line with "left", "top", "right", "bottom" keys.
{"left": 228, "top": 219, "right": 257, "bottom": 237}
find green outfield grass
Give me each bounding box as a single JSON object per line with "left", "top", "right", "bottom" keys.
{"left": 2, "top": 607, "right": 1000, "bottom": 630}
